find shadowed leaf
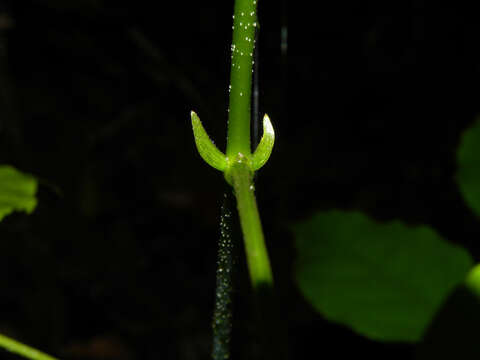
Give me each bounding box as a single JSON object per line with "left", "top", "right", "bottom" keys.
{"left": 292, "top": 210, "right": 473, "bottom": 342}
{"left": 457, "top": 116, "right": 480, "bottom": 217}
{"left": 0, "top": 165, "right": 38, "bottom": 221}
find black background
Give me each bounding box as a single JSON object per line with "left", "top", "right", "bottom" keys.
{"left": 1, "top": 0, "right": 480, "bottom": 359}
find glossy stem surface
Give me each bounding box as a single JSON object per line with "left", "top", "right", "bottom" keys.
{"left": 229, "top": 159, "right": 273, "bottom": 287}
{"left": 226, "top": 0, "right": 258, "bottom": 158}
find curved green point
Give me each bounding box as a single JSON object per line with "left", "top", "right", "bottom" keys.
{"left": 191, "top": 111, "right": 228, "bottom": 171}
{"left": 251, "top": 114, "right": 275, "bottom": 170}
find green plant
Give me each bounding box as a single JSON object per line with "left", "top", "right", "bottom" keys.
{"left": 191, "top": 0, "right": 280, "bottom": 357}
{"left": 0, "top": 165, "right": 38, "bottom": 221}
{"left": 292, "top": 211, "right": 473, "bottom": 342}
{"left": 0, "top": 334, "right": 58, "bottom": 360}
{"left": 4, "top": 1, "right": 480, "bottom": 359}
{"left": 290, "top": 116, "right": 480, "bottom": 349}
{"left": 191, "top": 0, "right": 274, "bottom": 289}
{"left": 0, "top": 166, "right": 60, "bottom": 359}
{"left": 0, "top": 0, "right": 272, "bottom": 358}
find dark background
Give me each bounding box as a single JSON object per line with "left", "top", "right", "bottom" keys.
{"left": 1, "top": 0, "right": 480, "bottom": 359}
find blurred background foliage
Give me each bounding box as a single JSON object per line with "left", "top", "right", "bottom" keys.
{"left": 1, "top": 0, "right": 480, "bottom": 359}
{"left": 0, "top": 165, "right": 37, "bottom": 221}
{"left": 293, "top": 211, "right": 474, "bottom": 343}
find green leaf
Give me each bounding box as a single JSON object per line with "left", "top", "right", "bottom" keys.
{"left": 292, "top": 210, "right": 473, "bottom": 342}
{"left": 191, "top": 111, "right": 228, "bottom": 171}
{"left": 457, "top": 116, "right": 480, "bottom": 217}
{"left": 0, "top": 165, "right": 38, "bottom": 222}
{"left": 251, "top": 114, "right": 275, "bottom": 171}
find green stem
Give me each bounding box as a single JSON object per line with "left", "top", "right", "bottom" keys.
{"left": 191, "top": 0, "right": 273, "bottom": 289}
{"left": 0, "top": 333, "right": 59, "bottom": 360}
{"left": 229, "top": 157, "right": 273, "bottom": 287}
{"left": 226, "top": 0, "right": 273, "bottom": 289}
{"left": 226, "top": 0, "right": 258, "bottom": 158}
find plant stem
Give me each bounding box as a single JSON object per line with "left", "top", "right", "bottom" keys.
{"left": 229, "top": 158, "right": 273, "bottom": 287}
{"left": 0, "top": 333, "right": 58, "bottom": 360}
{"left": 226, "top": 0, "right": 273, "bottom": 290}
{"left": 226, "top": 0, "right": 258, "bottom": 159}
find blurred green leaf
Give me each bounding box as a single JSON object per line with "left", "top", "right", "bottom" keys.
{"left": 0, "top": 165, "right": 38, "bottom": 222}
{"left": 457, "top": 117, "right": 480, "bottom": 217}
{"left": 465, "top": 263, "right": 480, "bottom": 299}
{"left": 292, "top": 211, "right": 473, "bottom": 342}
